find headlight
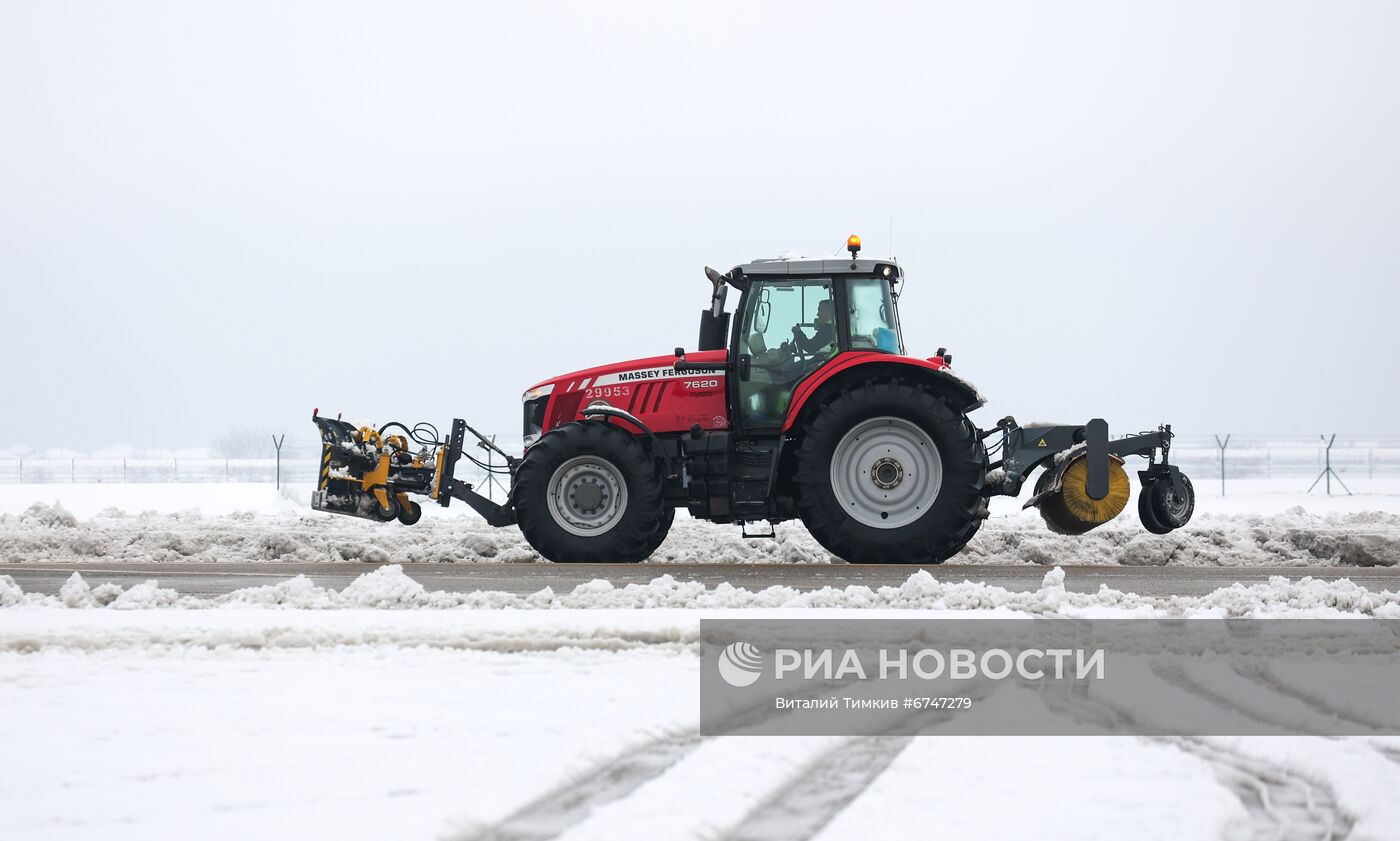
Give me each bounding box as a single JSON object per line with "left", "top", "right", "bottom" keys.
{"left": 523, "top": 383, "right": 554, "bottom": 403}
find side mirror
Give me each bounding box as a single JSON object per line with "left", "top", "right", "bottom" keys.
{"left": 703, "top": 266, "right": 729, "bottom": 317}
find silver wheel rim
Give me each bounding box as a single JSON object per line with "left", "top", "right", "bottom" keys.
{"left": 829, "top": 416, "right": 941, "bottom": 529}
{"left": 546, "top": 455, "right": 628, "bottom": 537}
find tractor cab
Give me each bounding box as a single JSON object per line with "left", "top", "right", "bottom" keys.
{"left": 698, "top": 236, "right": 907, "bottom": 429}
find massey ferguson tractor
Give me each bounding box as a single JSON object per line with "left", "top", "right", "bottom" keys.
{"left": 312, "top": 235, "right": 1195, "bottom": 564}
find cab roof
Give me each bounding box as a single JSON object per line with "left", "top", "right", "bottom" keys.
{"left": 730, "top": 255, "right": 903, "bottom": 277}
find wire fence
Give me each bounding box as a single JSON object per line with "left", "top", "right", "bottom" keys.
{"left": 2, "top": 435, "right": 1397, "bottom": 495}
{"left": 0, "top": 457, "right": 507, "bottom": 497}
{"left": 1168, "top": 436, "right": 1400, "bottom": 487}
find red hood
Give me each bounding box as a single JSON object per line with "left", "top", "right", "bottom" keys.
{"left": 525, "top": 350, "right": 728, "bottom": 395}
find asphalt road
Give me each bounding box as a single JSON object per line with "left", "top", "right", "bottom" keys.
{"left": 3, "top": 562, "right": 1398, "bottom": 599}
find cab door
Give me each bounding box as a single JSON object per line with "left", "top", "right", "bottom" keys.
{"left": 733, "top": 277, "right": 836, "bottom": 430}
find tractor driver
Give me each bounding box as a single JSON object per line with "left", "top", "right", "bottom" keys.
{"left": 790, "top": 298, "right": 836, "bottom": 356}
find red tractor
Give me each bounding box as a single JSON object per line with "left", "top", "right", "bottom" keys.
{"left": 313, "top": 235, "right": 1195, "bottom": 563}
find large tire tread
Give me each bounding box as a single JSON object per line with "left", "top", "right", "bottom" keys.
{"left": 639, "top": 506, "right": 677, "bottom": 559}
{"left": 793, "top": 381, "right": 985, "bottom": 564}
{"left": 514, "top": 422, "right": 665, "bottom": 563}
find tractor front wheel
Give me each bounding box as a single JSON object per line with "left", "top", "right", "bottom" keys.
{"left": 639, "top": 505, "right": 676, "bottom": 559}
{"left": 514, "top": 421, "right": 666, "bottom": 563}
{"left": 794, "top": 382, "right": 986, "bottom": 564}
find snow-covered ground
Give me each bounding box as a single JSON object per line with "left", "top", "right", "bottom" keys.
{"left": 3, "top": 639, "right": 1275, "bottom": 841}
{"left": 5, "top": 482, "right": 1400, "bottom": 839}
{"left": 3, "top": 479, "right": 1399, "bottom": 566}
{"left": 4, "top": 568, "right": 1400, "bottom": 840}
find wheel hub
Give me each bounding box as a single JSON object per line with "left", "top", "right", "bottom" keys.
{"left": 572, "top": 480, "right": 604, "bottom": 512}
{"left": 871, "top": 457, "right": 904, "bottom": 490}
{"left": 829, "top": 416, "right": 942, "bottom": 530}
{"left": 547, "top": 456, "right": 628, "bottom": 537}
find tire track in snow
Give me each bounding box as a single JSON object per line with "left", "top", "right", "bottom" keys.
{"left": 1230, "top": 662, "right": 1393, "bottom": 734}
{"left": 718, "top": 681, "right": 996, "bottom": 841}
{"left": 1169, "top": 739, "right": 1353, "bottom": 841}
{"left": 1032, "top": 678, "right": 1353, "bottom": 839}
{"left": 1369, "top": 743, "right": 1400, "bottom": 767}
{"left": 456, "top": 730, "right": 703, "bottom": 841}
{"left": 453, "top": 679, "right": 869, "bottom": 841}
{"left": 719, "top": 735, "right": 913, "bottom": 841}
{"left": 1149, "top": 661, "right": 1289, "bottom": 733}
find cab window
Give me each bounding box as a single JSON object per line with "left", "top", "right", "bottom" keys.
{"left": 846, "top": 278, "right": 902, "bottom": 354}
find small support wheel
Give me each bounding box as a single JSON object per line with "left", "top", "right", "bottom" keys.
{"left": 1149, "top": 473, "right": 1195, "bottom": 531}
{"left": 1137, "top": 482, "right": 1172, "bottom": 534}
{"left": 374, "top": 497, "right": 400, "bottom": 522}
{"left": 1138, "top": 473, "right": 1194, "bottom": 533}
{"left": 396, "top": 500, "right": 423, "bottom": 526}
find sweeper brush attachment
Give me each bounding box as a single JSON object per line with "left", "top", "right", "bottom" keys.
{"left": 985, "top": 418, "right": 1194, "bottom": 536}
{"left": 1035, "top": 455, "right": 1132, "bottom": 535}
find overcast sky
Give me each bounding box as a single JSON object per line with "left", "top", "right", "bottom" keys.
{"left": 3, "top": 1, "right": 1398, "bottom": 453}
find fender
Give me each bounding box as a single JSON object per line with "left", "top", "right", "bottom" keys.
{"left": 782, "top": 352, "right": 986, "bottom": 433}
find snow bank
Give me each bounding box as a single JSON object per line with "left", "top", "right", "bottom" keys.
{"left": 960, "top": 506, "right": 1400, "bottom": 567}
{"left": 4, "top": 502, "right": 1400, "bottom": 567}
{"left": 0, "top": 506, "right": 840, "bottom": 565}
{"left": 3, "top": 565, "right": 1398, "bottom": 618}
{"left": 4, "top": 476, "right": 1400, "bottom": 568}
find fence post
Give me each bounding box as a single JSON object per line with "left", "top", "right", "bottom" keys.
{"left": 272, "top": 434, "right": 286, "bottom": 490}
{"left": 174, "top": 458, "right": 178, "bottom": 483}
{"left": 1214, "top": 434, "right": 1230, "bottom": 496}
{"left": 123, "top": 458, "right": 127, "bottom": 483}
{"left": 71, "top": 458, "right": 75, "bottom": 483}
{"left": 1308, "top": 434, "right": 1353, "bottom": 496}
{"left": 225, "top": 458, "right": 229, "bottom": 483}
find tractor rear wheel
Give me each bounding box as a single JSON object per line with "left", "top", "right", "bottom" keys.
{"left": 794, "top": 382, "right": 986, "bottom": 564}
{"left": 514, "top": 421, "right": 666, "bottom": 563}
